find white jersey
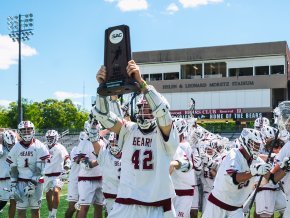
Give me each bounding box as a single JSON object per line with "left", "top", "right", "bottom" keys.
{"left": 77, "top": 139, "right": 102, "bottom": 178}
{"left": 275, "top": 141, "right": 290, "bottom": 196}
{"left": 97, "top": 141, "right": 121, "bottom": 197}
{"left": 116, "top": 121, "right": 178, "bottom": 205}
{"left": 44, "top": 143, "right": 69, "bottom": 175}
{"left": 171, "top": 141, "right": 195, "bottom": 191}
{"left": 211, "top": 148, "right": 264, "bottom": 208}
{"left": 6, "top": 139, "right": 50, "bottom": 179}
{"left": 0, "top": 145, "right": 10, "bottom": 178}
{"left": 68, "top": 146, "right": 80, "bottom": 183}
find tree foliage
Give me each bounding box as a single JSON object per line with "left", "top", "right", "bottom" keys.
{"left": 0, "top": 99, "right": 89, "bottom": 132}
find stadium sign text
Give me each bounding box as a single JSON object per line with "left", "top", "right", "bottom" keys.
{"left": 171, "top": 110, "right": 262, "bottom": 120}
{"left": 162, "top": 80, "right": 254, "bottom": 90}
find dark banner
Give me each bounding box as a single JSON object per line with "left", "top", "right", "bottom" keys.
{"left": 170, "top": 110, "right": 270, "bottom": 120}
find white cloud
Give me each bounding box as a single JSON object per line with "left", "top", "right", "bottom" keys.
{"left": 113, "top": 0, "right": 148, "bottom": 12}
{"left": 166, "top": 3, "right": 179, "bottom": 14}
{"left": 104, "top": 0, "right": 116, "bottom": 2}
{"left": 54, "top": 91, "right": 88, "bottom": 100}
{"left": 0, "top": 99, "right": 12, "bottom": 108}
{"left": 179, "top": 0, "right": 223, "bottom": 8}
{"left": 0, "top": 35, "right": 37, "bottom": 70}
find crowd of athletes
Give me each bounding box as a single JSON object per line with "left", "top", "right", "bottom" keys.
{"left": 1, "top": 60, "right": 290, "bottom": 218}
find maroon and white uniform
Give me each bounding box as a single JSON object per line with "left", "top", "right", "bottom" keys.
{"left": 202, "top": 148, "right": 264, "bottom": 218}
{"left": 275, "top": 141, "right": 290, "bottom": 217}
{"left": 43, "top": 143, "right": 69, "bottom": 192}
{"left": 0, "top": 144, "right": 12, "bottom": 201}
{"left": 171, "top": 141, "right": 195, "bottom": 218}
{"left": 200, "top": 153, "right": 222, "bottom": 212}
{"left": 6, "top": 139, "right": 49, "bottom": 209}
{"left": 97, "top": 140, "right": 121, "bottom": 213}
{"left": 67, "top": 146, "right": 80, "bottom": 202}
{"left": 108, "top": 122, "right": 178, "bottom": 218}
{"left": 77, "top": 139, "right": 103, "bottom": 206}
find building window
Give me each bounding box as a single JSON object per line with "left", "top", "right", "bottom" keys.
{"left": 271, "top": 65, "right": 284, "bottom": 75}
{"left": 164, "top": 72, "right": 179, "bottom": 80}
{"left": 143, "top": 74, "right": 149, "bottom": 81}
{"left": 150, "top": 73, "right": 162, "bottom": 81}
{"left": 181, "top": 64, "right": 202, "bottom": 79}
{"left": 204, "top": 62, "right": 226, "bottom": 78}
{"left": 255, "top": 66, "right": 269, "bottom": 75}
{"left": 229, "top": 67, "right": 253, "bottom": 77}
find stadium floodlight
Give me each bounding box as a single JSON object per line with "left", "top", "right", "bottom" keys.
{"left": 7, "top": 13, "right": 34, "bottom": 124}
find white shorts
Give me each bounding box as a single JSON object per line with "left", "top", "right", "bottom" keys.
{"left": 104, "top": 198, "right": 115, "bottom": 215}
{"left": 78, "top": 180, "right": 104, "bottom": 205}
{"left": 202, "top": 192, "right": 210, "bottom": 213}
{"left": 16, "top": 181, "right": 43, "bottom": 210}
{"left": 43, "top": 176, "right": 64, "bottom": 193}
{"left": 202, "top": 201, "right": 242, "bottom": 218}
{"left": 282, "top": 195, "right": 290, "bottom": 218}
{"left": 0, "top": 179, "right": 11, "bottom": 201}
{"left": 191, "top": 186, "right": 199, "bottom": 210}
{"left": 67, "top": 179, "right": 79, "bottom": 202}
{"left": 255, "top": 189, "right": 286, "bottom": 215}
{"left": 173, "top": 195, "right": 192, "bottom": 218}
{"left": 108, "top": 202, "right": 176, "bottom": 218}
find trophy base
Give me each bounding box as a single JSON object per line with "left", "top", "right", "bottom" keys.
{"left": 97, "top": 81, "right": 139, "bottom": 96}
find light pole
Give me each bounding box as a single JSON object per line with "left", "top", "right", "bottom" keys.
{"left": 7, "top": 14, "right": 34, "bottom": 124}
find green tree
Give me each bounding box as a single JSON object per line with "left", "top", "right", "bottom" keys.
{"left": 0, "top": 99, "right": 88, "bottom": 132}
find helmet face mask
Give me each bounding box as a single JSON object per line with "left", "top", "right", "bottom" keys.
{"left": 136, "top": 97, "right": 156, "bottom": 131}
{"left": 248, "top": 139, "right": 260, "bottom": 155}
{"left": 239, "top": 128, "right": 263, "bottom": 156}
{"left": 45, "top": 130, "right": 59, "bottom": 148}
{"left": 17, "top": 121, "right": 35, "bottom": 143}
{"left": 108, "top": 132, "right": 121, "bottom": 157}
{"left": 204, "top": 145, "right": 216, "bottom": 158}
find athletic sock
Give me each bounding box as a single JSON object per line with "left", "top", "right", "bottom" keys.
{"left": 51, "top": 208, "right": 57, "bottom": 216}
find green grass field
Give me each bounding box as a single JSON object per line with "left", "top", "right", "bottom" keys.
{"left": 0, "top": 184, "right": 282, "bottom": 218}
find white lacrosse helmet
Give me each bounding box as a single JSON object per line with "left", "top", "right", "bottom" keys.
{"left": 173, "top": 118, "right": 188, "bottom": 135}
{"left": 108, "top": 132, "right": 121, "bottom": 156}
{"left": 254, "top": 116, "right": 270, "bottom": 130}
{"left": 276, "top": 101, "right": 290, "bottom": 132}
{"left": 203, "top": 140, "right": 218, "bottom": 158}
{"left": 17, "top": 121, "right": 35, "bottom": 142}
{"left": 45, "top": 130, "right": 59, "bottom": 147}
{"left": 3, "top": 130, "right": 17, "bottom": 151}
{"left": 79, "top": 131, "right": 89, "bottom": 141}
{"left": 136, "top": 96, "right": 156, "bottom": 131}
{"left": 212, "top": 139, "right": 225, "bottom": 153}
{"left": 260, "top": 126, "right": 278, "bottom": 141}
{"left": 239, "top": 128, "right": 264, "bottom": 156}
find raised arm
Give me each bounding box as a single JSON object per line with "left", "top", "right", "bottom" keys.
{"left": 127, "top": 60, "right": 173, "bottom": 137}
{"left": 91, "top": 66, "right": 123, "bottom": 135}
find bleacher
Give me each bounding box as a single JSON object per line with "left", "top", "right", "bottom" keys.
{"left": 35, "top": 133, "right": 80, "bottom": 153}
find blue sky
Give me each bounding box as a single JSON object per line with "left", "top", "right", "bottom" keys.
{"left": 0, "top": 0, "right": 289, "bottom": 111}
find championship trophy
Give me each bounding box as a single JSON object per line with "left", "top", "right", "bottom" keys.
{"left": 97, "top": 25, "right": 139, "bottom": 96}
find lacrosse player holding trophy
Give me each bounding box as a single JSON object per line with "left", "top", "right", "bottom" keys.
{"left": 91, "top": 25, "right": 179, "bottom": 217}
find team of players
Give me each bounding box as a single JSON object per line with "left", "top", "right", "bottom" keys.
{"left": 1, "top": 60, "right": 290, "bottom": 218}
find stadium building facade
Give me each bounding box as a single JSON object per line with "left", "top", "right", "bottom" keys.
{"left": 133, "top": 41, "right": 290, "bottom": 124}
